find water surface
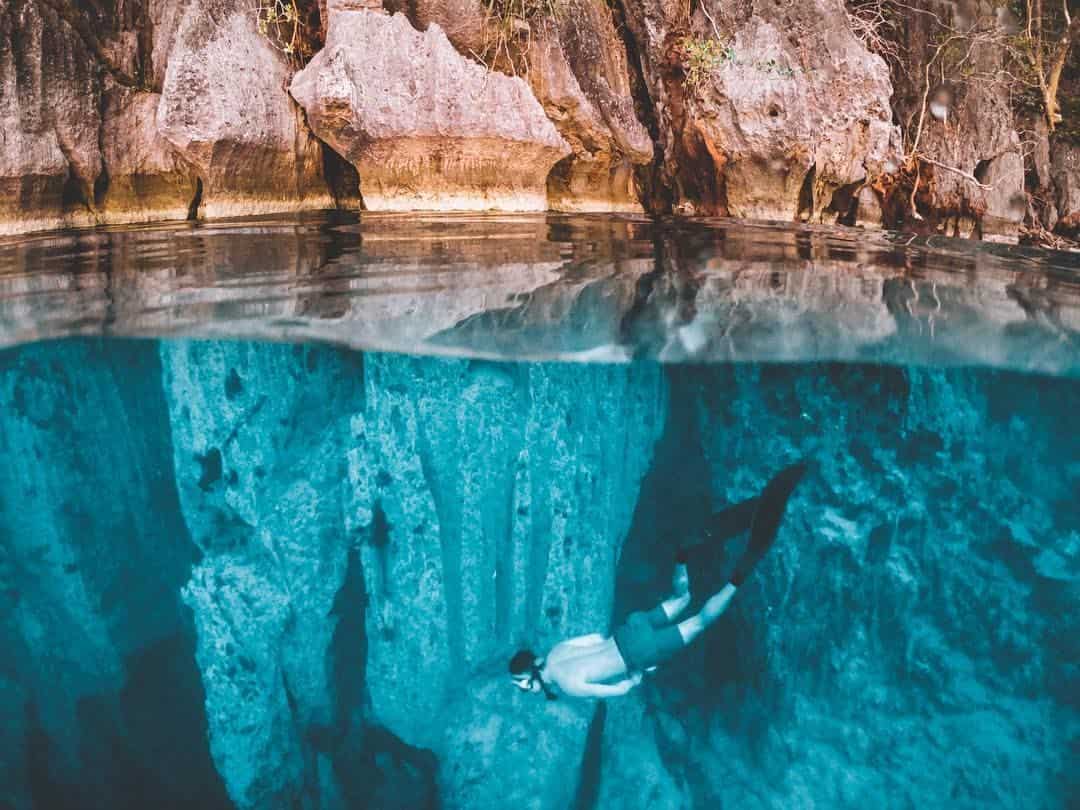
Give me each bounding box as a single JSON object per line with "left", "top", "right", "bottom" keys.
{"left": 0, "top": 214, "right": 1077, "bottom": 810}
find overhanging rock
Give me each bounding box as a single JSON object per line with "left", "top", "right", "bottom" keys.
{"left": 290, "top": 8, "right": 571, "bottom": 211}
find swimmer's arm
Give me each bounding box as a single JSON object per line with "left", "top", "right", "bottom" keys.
{"left": 563, "top": 633, "right": 606, "bottom": 647}
{"left": 571, "top": 672, "right": 643, "bottom": 699}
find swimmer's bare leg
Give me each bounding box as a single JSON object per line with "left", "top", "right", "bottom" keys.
{"left": 676, "top": 583, "right": 737, "bottom": 645}
{"left": 659, "top": 562, "right": 691, "bottom": 619}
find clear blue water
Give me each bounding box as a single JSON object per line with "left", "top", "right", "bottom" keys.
{"left": 0, "top": 214, "right": 1077, "bottom": 809}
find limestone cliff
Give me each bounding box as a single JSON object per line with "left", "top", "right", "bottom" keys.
{"left": 0, "top": 0, "right": 1078, "bottom": 240}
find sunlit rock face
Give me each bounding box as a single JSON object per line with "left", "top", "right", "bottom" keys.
{"left": 0, "top": 337, "right": 1077, "bottom": 809}
{"left": 0, "top": 0, "right": 105, "bottom": 235}
{"left": 290, "top": 9, "right": 571, "bottom": 212}
{"left": 157, "top": 0, "right": 337, "bottom": 219}
{"left": 617, "top": 0, "right": 899, "bottom": 222}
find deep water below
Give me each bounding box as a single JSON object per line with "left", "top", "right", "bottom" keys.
{"left": 1, "top": 336, "right": 1077, "bottom": 809}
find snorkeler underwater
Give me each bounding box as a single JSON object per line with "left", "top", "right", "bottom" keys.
{"left": 2, "top": 0, "right": 1080, "bottom": 793}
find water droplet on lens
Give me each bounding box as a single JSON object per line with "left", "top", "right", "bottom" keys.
{"left": 930, "top": 85, "right": 952, "bottom": 122}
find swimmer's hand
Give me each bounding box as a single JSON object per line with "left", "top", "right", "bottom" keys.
{"left": 630, "top": 671, "right": 644, "bottom": 686}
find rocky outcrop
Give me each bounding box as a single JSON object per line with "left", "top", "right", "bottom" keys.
{"left": 99, "top": 88, "right": 198, "bottom": 223}
{"left": 618, "top": 0, "right": 900, "bottom": 221}
{"left": 527, "top": 1, "right": 654, "bottom": 212}
{"left": 0, "top": 0, "right": 105, "bottom": 234}
{"left": 1051, "top": 139, "right": 1080, "bottom": 235}
{"left": 157, "top": 0, "right": 336, "bottom": 218}
{"left": 1, "top": 0, "right": 1076, "bottom": 238}
{"left": 290, "top": 9, "right": 570, "bottom": 211}
{"left": 888, "top": 3, "right": 1027, "bottom": 239}
{"left": 0, "top": 0, "right": 351, "bottom": 235}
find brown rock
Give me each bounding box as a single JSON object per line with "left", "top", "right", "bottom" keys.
{"left": 620, "top": 0, "right": 900, "bottom": 222}
{"left": 157, "top": 0, "right": 335, "bottom": 218}
{"left": 527, "top": 1, "right": 653, "bottom": 212}
{"left": 0, "top": 0, "right": 103, "bottom": 234}
{"left": 99, "top": 89, "right": 199, "bottom": 223}
{"left": 289, "top": 9, "right": 571, "bottom": 211}
{"left": 892, "top": 4, "right": 1024, "bottom": 240}
{"left": 1051, "top": 140, "right": 1080, "bottom": 236}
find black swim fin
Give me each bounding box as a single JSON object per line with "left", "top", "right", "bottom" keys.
{"left": 677, "top": 496, "right": 756, "bottom": 601}
{"left": 730, "top": 461, "right": 808, "bottom": 587}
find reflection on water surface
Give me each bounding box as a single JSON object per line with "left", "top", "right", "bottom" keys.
{"left": 1, "top": 212, "right": 1079, "bottom": 373}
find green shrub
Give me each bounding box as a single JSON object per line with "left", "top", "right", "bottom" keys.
{"left": 680, "top": 35, "right": 735, "bottom": 91}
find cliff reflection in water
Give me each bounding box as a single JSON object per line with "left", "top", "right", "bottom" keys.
{"left": 1, "top": 212, "right": 1079, "bottom": 374}
{"left": 0, "top": 215, "right": 1077, "bottom": 810}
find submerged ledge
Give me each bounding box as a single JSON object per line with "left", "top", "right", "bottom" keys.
{"left": 0, "top": 212, "right": 1078, "bottom": 375}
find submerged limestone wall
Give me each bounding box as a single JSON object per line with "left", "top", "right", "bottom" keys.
{"left": 0, "top": 338, "right": 1077, "bottom": 808}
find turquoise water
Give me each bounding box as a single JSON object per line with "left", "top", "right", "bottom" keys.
{"left": 0, "top": 215, "right": 1078, "bottom": 809}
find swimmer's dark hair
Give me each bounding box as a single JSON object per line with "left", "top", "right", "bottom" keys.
{"left": 508, "top": 649, "right": 535, "bottom": 676}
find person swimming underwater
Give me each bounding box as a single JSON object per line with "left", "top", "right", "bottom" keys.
{"left": 509, "top": 461, "right": 807, "bottom": 700}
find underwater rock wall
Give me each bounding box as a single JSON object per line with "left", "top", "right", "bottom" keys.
{"left": 0, "top": 338, "right": 1077, "bottom": 808}
{"left": 0, "top": 339, "right": 228, "bottom": 809}
{"left": 606, "top": 364, "right": 1080, "bottom": 807}
{"left": 157, "top": 340, "right": 665, "bottom": 809}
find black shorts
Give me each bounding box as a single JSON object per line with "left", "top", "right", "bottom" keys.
{"left": 612, "top": 607, "right": 686, "bottom": 673}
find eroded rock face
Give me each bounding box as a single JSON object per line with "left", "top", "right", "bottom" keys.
{"left": 0, "top": 0, "right": 104, "bottom": 234}
{"left": 397, "top": 0, "right": 653, "bottom": 212}
{"left": 290, "top": 9, "right": 571, "bottom": 211}
{"left": 347, "top": 355, "right": 666, "bottom": 806}
{"left": 619, "top": 0, "right": 900, "bottom": 221}
{"left": 161, "top": 341, "right": 362, "bottom": 809}
{"left": 527, "top": 0, "right": 654, "bottom": 213}
{"left": 100, "top": 89, "right": 198, "bottom": 223}
{"left": 1051, "top": 140, "right": 1080, "bottom": 236}
{"left": 157, "top": 0, "right": 335, "bottom": 218}
{"left": 890, "top": 4, "right": 1026, "bottom": 239}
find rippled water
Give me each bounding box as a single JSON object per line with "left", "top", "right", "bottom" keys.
{"left": 2, "top": 212, "right": 1079, "bottom": 373}
{"left": 0, "top": 215, "right": 1077, "bottom": 810}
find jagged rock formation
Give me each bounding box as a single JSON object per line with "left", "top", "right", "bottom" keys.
{"left": 618, "top": 0, "right": 900, "bottom": 220}
{"left": 526, "top": 0, "right": 655, "bottom": 212}
{"left": 1, "top": 0, "right": 1077, "bottom": 238}
{"left": 156, "top": 0, "right": 336, "bottom": 218}
{"left": 290, "top": 8, "right": 570, "bottom": 210}
{"left": 1052, "top": 140, "right": 1080, "bottom": 235}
